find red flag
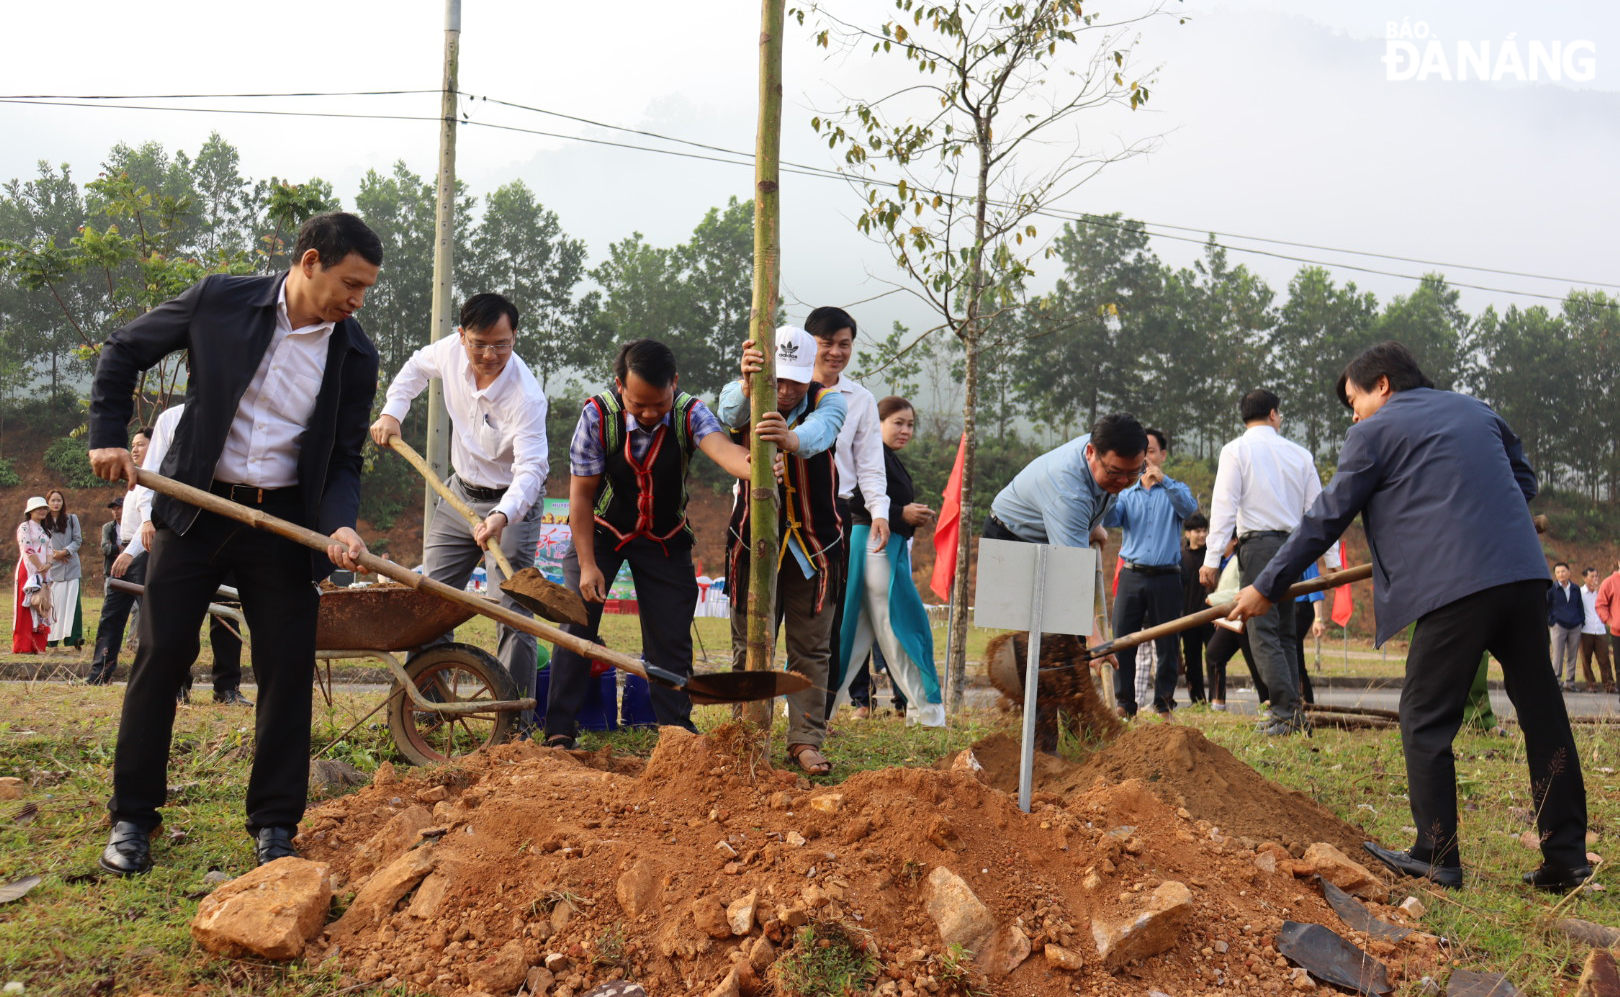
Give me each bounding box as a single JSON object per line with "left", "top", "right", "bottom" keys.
{"left": 1331, "top": 582, "right": 1354, "bottom": 627}
{"left": 930, "top": 433, "right": 968, "bottom": 602}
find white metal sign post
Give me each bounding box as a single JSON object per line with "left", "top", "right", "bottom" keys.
{"left": 974, "top": 539, "right": 1096, "bottom": 813}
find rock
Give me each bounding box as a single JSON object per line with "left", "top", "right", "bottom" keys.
{"left": 550, "top": 898, "right": 575, "bottom": 932}
{"left": 1518, "top": 830, "right": 1542, "bottom": 850}
{"left": 926, "top": 817, "right": 965, "bottom": 852}
{"left": 544, "top": 952, "right": 569, "bottom": 972}
{"left": 950, "top": 749, "right": 985, "bottom": 780}
{"left": 923, "top": 867, "right": 996, "bottom": 954}
{"left": 190, "top": 858, "right": 331, "bottom": 960}
{"left": 308, "top": 758, "right": 368, "bottom": 794}
{"left": 978, "top": 923, "right": 1032, "bottom": 977}
{"left": 1576, "top": 948, "right": 1620, "bottom": 997}
{"left": 1445, "top": 969, "right": 1524, "bottom": 997}
{"left": 372, "top": 761, "right": 398, "bottom": 786}
{"left": 1091, "top": 880, "right": 1194, "bottom": 969}
{"left": 1044, "top": 943, "right": 1083, "bottom": 971}
{"left": 579, "top": 984, "right": 647, "bottom": 997}
{"left": 0, "top": 777, "right": 23, "bottom": 801}
{"left": 726, "top": 890, "right": 759, "bottom": 936}
{"left": 408, "top": 861, "right": 462, "bottom": 920}
{"left": 468, "top": 939, "right": 529, "bottom": 995}
{"left": 351, "top": 805, "right": 435, "bottom": 880}
{"left": 705, "top": 968, "right": 741, "bottom": 997}
{"left": 523, "top": 966, "right": 555, "bottom": 995}
{"left": 202, "top": 870, "right": 231, "bottom": 886}
{"left": 807, "top": 793, "right": 844, "bottom": 814}
{"left": 416, "top": 785, "right": 450, "bottom": 804}
{"left": 337, "top": 845, "right": 437, "bottom": 929}
{"left": 785, "top": 831, "right": 806, "bottom": 847}
{"left": 1589, "top": 830, "right": 1602, "bottom": 845}
{"left": 617, "top": 858, "right": 664, "bottom": 919}
{"left": 1302, "top": 843, "right": 1384, "bottom": 900}
{"left": 694, "top": 896, "right": 732, "bottom": 939}
{"left": 1254, "top": 851, "right": 1278, "bottom": 874}
{"left": 1, "top": 983, "right": 22, "bottom": 995}
{"left": 1399, "top": 896, "right": 1427, "bottom": 918}
{"left": 1555, "top": 918, "right": 1620, "bottom": 948}
{"left": 747, "top": 936, "right": 776, "bottom": 972}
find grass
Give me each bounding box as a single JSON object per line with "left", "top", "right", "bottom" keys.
{"left": 3, "top": 603, "right": 1607, "bottom": 996}
{"left": 770, "top": 922, "right": 879, "bottom": 997}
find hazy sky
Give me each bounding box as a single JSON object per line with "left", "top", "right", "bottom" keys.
{"left": 2, "top": 0, "right": 1615, "bottom": 353}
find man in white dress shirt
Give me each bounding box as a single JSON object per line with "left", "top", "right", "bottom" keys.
{"left": 370, "top": 293, "right": 550, "bottom": 712}
{"left": 804, "top": 306, "right": 891, "bottom": 718}
{"left": 1199, "top": 389, "right": 1327, "bottom": 735}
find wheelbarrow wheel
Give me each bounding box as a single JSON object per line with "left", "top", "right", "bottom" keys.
{"left": 387, "top": 642, "right": 519, "bottom": 766}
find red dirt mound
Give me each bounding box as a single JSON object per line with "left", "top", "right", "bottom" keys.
{"left": 295, "top": 726, "right": 1442, "bottom": 997}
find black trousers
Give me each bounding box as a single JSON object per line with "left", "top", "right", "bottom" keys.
{"left": 182, "top": 569, "right": 244, "bottom": 695}
{"left": 1181, "top": 623, "right": 1212, "bottom": 703}
{"left": 825, "top": 498, "right": 864, "bottom": 715}
{"left": 89, "top": 552, "right": 146, "bottom": 682}
{"left": 1205, "top": 624, "right": 1255, "bottom": 702}
{"left": 1290, "top": 599, "right": 1317, "bottom": 705}
{"left": 1112, "top": 569, "right": 1182, "bottom": 714}
{"left": 1402, "top": 579, "right": 1587, "bottom": 869}
{"left": 546, "top": 532, "right": 698, "bottom": 740}
{"left": 108, "top": 498, "right": 318, "bottom": 834}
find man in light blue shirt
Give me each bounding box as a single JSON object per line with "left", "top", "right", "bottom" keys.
{"left": 1103, "top": 428, "right": 1198, "bottom": 716}
{"left": 718, "top": 328, "right": 848, "bottom": 777}
{"left": 984, "top": 413, "right": 1149, "bottom": 549}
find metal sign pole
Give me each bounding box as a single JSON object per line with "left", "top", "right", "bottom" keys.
{"left": 1017, "top": 544, "right": 1048, "bottom": 814}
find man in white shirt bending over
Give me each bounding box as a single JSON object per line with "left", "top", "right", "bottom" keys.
{"left": 371, "top": 293, "right": 550, "bottom": 712}
{"left": 1200, "top": 389, "right": 1326, "bottom": 736}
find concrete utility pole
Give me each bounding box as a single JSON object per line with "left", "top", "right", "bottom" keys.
{"left": 422, "top": 0, "right": 460, "bottom": 532}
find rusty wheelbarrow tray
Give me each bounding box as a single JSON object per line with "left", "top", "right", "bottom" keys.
{"left": 316, "top": 584, "right": 483, "bottom": 652}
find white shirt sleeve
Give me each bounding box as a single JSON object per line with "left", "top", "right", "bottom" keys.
{"left": 1204, "top": 441, "right": 1240, "bottom": 570}
{"left": 493, "top": 386, "right": 549, "bottom": 524}
{"left": 848, "top": 391, "right": 891, "bottom": 522}
{"left": 379, "top": 340, "right": 445, "bottom": 424}
{"left": 125, "top": 405, "right": 184, "bottom": 558}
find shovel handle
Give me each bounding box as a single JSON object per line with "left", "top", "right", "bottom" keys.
{"left": 1084, "top": 563, "right": 1374, "bottom": 661}
{"left": 386, "top": 435, "right": 518, "bottom": 581}
{"left": 132, "top": 469, "right": 661, "bottom": 688}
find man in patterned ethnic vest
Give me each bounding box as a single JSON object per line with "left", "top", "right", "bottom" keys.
{"left": 544, "top": 340, "right": 752, "bottom": 748}
{"left": 717, "top": 327, "right": 849, "bottom": 776}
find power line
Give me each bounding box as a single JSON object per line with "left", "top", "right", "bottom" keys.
{"left": 1, "top": 94, "right": 1611, "bottom": 301}
{"left": 0, "top": 90, "right": 438, "bottom": 100}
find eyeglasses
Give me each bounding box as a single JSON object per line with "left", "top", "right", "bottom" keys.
{"left": 464, "top": 339, "right": 514, "bottom": 356}
{"left": 1098, "top": 460, "right": 1146, "bottom": 482}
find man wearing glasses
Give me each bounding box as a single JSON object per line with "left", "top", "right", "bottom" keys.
{"left": 984, "top": 412, "right": 1149, "bottom": 549}
{"left": 371, "top": 293, "right": 549, "bottom": 713}
{"left": 1199, "top": 389, "right": 1325, "bottom": 736}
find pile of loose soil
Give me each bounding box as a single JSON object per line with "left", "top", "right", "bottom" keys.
{"left": 297, "top": 726, "right": 1443, "bottom": 997}
{"left": 969, "top": 724, "right": 1370, "bottom": 856}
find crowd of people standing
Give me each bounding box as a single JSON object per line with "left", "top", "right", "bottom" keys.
{"left": 11, "top": 489, "right": 87, "bottom": 655}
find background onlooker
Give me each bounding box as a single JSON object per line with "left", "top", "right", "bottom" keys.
{"left": 1582, "top": 565, "right": 1615, "bottom": 693}
{"left": 1547, "top": 561, "right": 1583, "bottom": 691}
{"left": 1597, "top": 559, "right": 1620, "bottom": 685}
{"left": 12, "top": 496, "right": 52, "bottom": 654}
{"left": 42, "top": 489, "right": 85, "bottom": 654}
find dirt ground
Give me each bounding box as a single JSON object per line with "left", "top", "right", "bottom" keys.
{"left": 296, "top": 723, "right": 1445, "bottom": 997}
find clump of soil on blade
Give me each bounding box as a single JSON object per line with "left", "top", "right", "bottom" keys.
{"left": 296, "top": 724, "right": 1441, "bottom": 997}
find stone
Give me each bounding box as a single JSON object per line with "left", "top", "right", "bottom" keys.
{"left": 746, "top": 936, "right": 776, "bottom": 972}
{"left": 617, "top": 858, "right": 664, "bottom": 920}
{"left": 950, "top": 749, "right": 985, "bottom": 780}
{"left": 308, "top": 759, "right": 368, "bottom": 794}
{"left": 467, "top": 939, "right": 529, "bottom": 995}
{"left": 1445, "top": 969, "right": 1523, "bottom": 997}
{"left": 1518, "top": 830, "right": 1542, "bottom": 851}
{"left": 705, "top": 968, "right": 741, "bottom": 997}
{"left": 694, "top": 896, "right": 732, "bottom": 939}
{"left": 202, "top": 870, "right": 231, "bottom": 886}
{"left": 351, "top": 805, "right": 435, "bottom": 880}
{"left": 338, "top": 845, "right": 437, "bottom": 929}
{"left": 726, "top": 890, "right": 758, "bottom": 936}
{"left": 785, "top": 831, "right": 806, "bottom": 847}
{"left": 807, "top": 793, "right": 844, "bottom": 814}
{"left": 1254, "top": 851, "right": 1278, "bottom": 874}
{"left": 190, "top": 858, "right": 331, "bottom": 960}
{"left": 1044, "top": 943, "right": 1084, "bottom": 971}
{"left": 978, "top": 923, "right": 1032, "bottom": 977}
{"left": 1091, "top": 880, "right": 1194, "bottom": 969}
{"left": 579, "top": 984, "right": 647, "bottom": 997}
{"left": 1556, "top": 918, "right": 1620, "bottom": 948}
{"left": 408, "top": 862, "right": 462, "bottom": 920}
{"left": 523, "top": 966, "right": 555, "bottom": 995}
{"left": 0, "top": 777, "right": 23, "bottom": 801}
{"left": 550, "top": 898, "right": 575, "bottom": 932}
{"left": 923, "top": 867, "right": 996, "bottom": 954}
{"left": 416, "top": 785, "right": 450, "bottom": 804}
{"left": 1576, "top": 948, "right": 1620, "bottom": 997}
{"left": 1399, "top": 896, "right": 1427, "bottom": 918}
{"left": 1302, "top": 843, "right": 1384, "bottom": 900}
{"left": 544, "top": 952, "right": 569, "bottom": 972}
{"left": 926, "top": 817, "right": 965, "bottom": 852}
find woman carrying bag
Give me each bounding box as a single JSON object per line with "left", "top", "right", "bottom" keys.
{"left": 12, "top": 496, "right": 53, "bottom": 653}
{"left": 831, "top": 396, "right": 946, "bottom": 727}
{"left": 42, "top": 489, "right": 85, "bottom": 653}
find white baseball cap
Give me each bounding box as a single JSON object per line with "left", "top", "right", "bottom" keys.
{"left": 774, "top": 325, "right": 815, "bottom": 383}
{"left": 23, "top": 496, "right": 47, "bottom": 515}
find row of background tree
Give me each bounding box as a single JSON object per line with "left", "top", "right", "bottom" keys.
{"left": 1, "top": 134, "right": 1616, "bottom": 527}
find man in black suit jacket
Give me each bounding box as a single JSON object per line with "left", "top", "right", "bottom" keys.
{"left": 87, "top": 212, "right": 382, "bottom": 874}
{"left": 1230, "top": 341, "right": 1589, "bottom": 894}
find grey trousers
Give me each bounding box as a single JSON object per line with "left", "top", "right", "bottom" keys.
{"left": 728, "top": 549, "right": 842, "bottom": 749}
{"left": 1549, "top": 625, "right": 1581, "bottom": 684}
{"left": 419, "top": 476, "right": 543, "bottom": 705}
{"left": 1238, "top": 534, "right": 1302, "bottom": 724}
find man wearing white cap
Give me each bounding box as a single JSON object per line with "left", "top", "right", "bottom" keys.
{"left": 717, "top": 328, "right": 849, "bottom": 776}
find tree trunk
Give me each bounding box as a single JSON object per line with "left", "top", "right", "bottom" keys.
{"left": 741, "top": 0, "right": 785, "bottom": 732}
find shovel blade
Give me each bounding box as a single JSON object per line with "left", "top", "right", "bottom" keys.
{"left": 499, "top": 569, "right": 589, "bottom": 627}
{"left": 684, "top": 670, "right": 811, "bottom": 705}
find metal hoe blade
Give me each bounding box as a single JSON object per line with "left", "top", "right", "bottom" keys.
{"left": 676, "top": 669, "right": 811, "bottom": 705}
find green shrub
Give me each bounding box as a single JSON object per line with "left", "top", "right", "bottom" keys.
{"left": 42, "top": 436, "right": 109, "bottom": 489}
{"left": 0, "top": 458, "right": 20, "bottom": 488}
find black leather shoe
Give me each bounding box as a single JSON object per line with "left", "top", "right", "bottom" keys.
{"left": 1522, "top": 862, "right": 1593, "bottom": 893}
{"left": 214, "top": 689, "right": 254, "bottom": 707}
{"left": 1362, "top": 841, "right": 1463, "bottom": 889}
{"left": 254, "top": 826, "right": 299, "bottom": 866}
{"left": 98, "top": 821, "right": 153, "bottom": 876}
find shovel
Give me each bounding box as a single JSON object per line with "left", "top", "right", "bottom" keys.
{"left": 133, "top": 469, "right": 808, "bottom": 705}
{"left": 384, "top": 435, "right": 587, "bottom": 627}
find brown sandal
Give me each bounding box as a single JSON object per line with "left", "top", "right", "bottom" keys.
{"left": 787, "top": 743, "right": 832, "bottom": 776}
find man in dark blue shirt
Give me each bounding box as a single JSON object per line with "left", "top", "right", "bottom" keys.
{"left": 1102, "top": 428, "right": 1197, "bottom": 716}
{"left": 1546, "top": 562, "right": 1584, "bottom": 690}
{"left": 1229, "top": 341, "right": 1588, "bottom": 894}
